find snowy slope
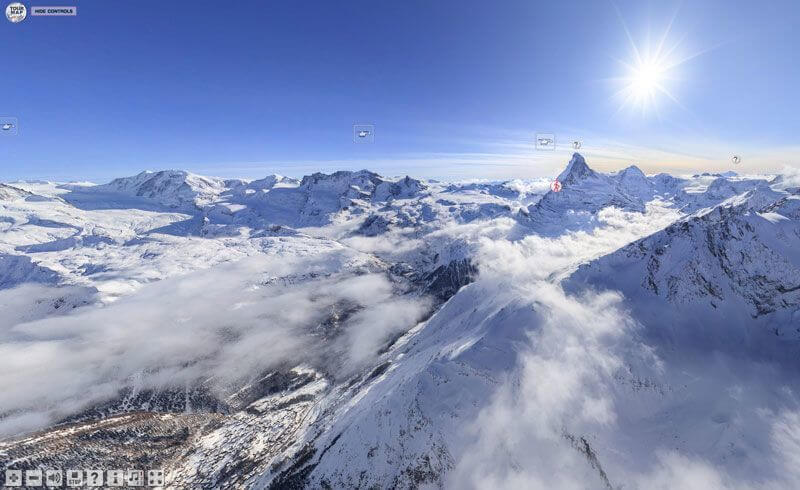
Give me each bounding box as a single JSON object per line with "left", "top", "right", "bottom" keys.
{"left": 2, "top": 157, "right": 800, "bottom": 489}
{"left": 557, "top": 187, "right": 800, "bottom": 487}
{"left": 568, "top": 187, "right": 800, "bottom": 319}
{"left": 0, "top": 183, "right": 32, "bottom": 201}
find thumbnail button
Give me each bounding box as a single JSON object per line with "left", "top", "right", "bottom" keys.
{"left": 147, "top": 469, "right": 164, "bottom": 486}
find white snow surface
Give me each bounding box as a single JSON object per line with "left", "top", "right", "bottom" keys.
{"left": 2, "top": 154, "right": 800, "bottom": 489}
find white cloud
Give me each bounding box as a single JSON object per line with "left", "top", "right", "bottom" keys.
{"left": 772, "top": 164, "right": 800, "bottom": 190}
{"left": 473, "top": 200, "right": 681, "bottom": 282}
{"left": 445, "top": 199, "right": 800, "bottom": 489}
{"left": 0, "top": 251, "right": 430, "bottom": 438}
{"left": 446, "top": 282, "right": 650, "bottom": 490}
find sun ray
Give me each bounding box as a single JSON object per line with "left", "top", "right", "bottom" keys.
{"left": 655, "top": 2, "right": 682, "bottom": 58}
{"left": 611, "top": 0, "right": 643, "bottom": 66}
{"left": 608, "top": 2, "right": 706, "bottom": 118}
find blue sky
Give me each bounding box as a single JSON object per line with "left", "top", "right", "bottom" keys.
{"left": 1, "top": 0, "right": 798, "bottom": 182}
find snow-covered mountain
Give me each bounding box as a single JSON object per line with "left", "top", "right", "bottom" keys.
{"left": 0, "top": 183, "right": 31, "bottom": 201}
{"left": 2, "top": 154, "right": 800, "bottom": 489}
{"left": 521, "top": 154, "right": 668, "bottom": 234}
{"left": 212, "top": 170, "right": 429, "bottom": 228}
{"left": 569, "top": 187, "right": 800, "bottom": 319}
{"left": 91, "top": 169, "right": 238, "bottom": 210}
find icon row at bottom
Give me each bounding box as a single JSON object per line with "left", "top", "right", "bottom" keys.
{"left": 4, "top": 468, "right": 164, "bottom": 487}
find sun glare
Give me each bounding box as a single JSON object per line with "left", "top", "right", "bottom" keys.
{"left": 629, "top": 61, "right": 664, "bottom": 100}
{"left": 608, "top": 6, "right": 703, "bottom": 118}
{"left": 615, "top": 48, "right": 679, "bottom": 117}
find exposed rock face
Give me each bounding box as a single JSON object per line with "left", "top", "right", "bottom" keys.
{"left": 421, "top": 258, "right": 478, "bottom": 301}
{"left": 557, "top": 153, "right": 598, "bottom": 185}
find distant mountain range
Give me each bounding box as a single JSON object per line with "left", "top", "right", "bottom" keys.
{"left": 2, "top": 154, "right": 799, "bottom": 489}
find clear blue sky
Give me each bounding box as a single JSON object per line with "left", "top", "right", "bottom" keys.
{"left": 1, "top": 0, "right": 798, "bottom": 181}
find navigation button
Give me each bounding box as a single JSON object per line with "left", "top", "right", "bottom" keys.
{"left": 353, "top": 124, "right": 375, "bottom": 143}
{"left": 45, "top": 469, "right": 63, "bottom": 487}
{"left": 1, "top": 116, "right": 18, "bottom": 136}
{"left": 26, "top": 469, "right": 43, "bottom": 487}
{"left": 5, "top": 469, "right": 22, "bottom": 487}
{"left": 536, "top": 133, "right": 555, "bottom": 151}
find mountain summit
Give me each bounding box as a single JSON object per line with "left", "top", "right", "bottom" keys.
{"left": 557, "top": 153, "right": 597, "bottom": 185}
{"left": 523, "top": 153, "right": 646, "bottom": 234}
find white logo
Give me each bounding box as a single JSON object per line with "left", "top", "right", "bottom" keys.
{"left": 5, "top": 2, "right": 27, "bottom": 22}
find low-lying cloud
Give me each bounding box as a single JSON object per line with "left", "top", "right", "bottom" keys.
{"left": 0, "top": 251, "right": 429, "bottom": 438}
{"left": 446, "top": 282, "right": 652, "bottom": 490}
{"left": 444, "top": 200, "right": 800, "bottom": 489}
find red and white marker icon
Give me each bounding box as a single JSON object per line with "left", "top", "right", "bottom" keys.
{"left": 550, "top": 179, "right": 562, "bottom": 193}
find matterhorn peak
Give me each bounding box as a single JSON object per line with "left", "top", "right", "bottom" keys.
{"left": 557, "top": 153, "right": 597, "bottom": 185}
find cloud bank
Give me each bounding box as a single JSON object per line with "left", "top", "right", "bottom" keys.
{"left": 443, "top": 200, "right": 800, "bottom": 489}
{"left": 0, "top": 251, "right": 429, "bottom": 438}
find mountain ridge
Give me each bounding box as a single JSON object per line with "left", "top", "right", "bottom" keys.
{"left": 2, "top": 155, "right": 799, "bottom": 489}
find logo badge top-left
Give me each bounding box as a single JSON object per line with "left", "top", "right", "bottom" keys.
{"left": 6, "top": 2, "right": 27, "bottom": 22}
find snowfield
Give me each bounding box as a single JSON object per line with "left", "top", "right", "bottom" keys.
{"left": 2, "top": 153, "right": 800, "bottom": 489}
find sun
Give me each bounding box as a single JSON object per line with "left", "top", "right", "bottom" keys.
{"left": 629, "top": 61, "right": 664, "bottom": 100}
{"left": 613, "top": 43, "right": 681, "bottom": 117}
{"left": 608, "top": 6, "right": 704, "bottom": 118}
{"left": 618, "top": 55, "right": 675, "bottom": 116}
